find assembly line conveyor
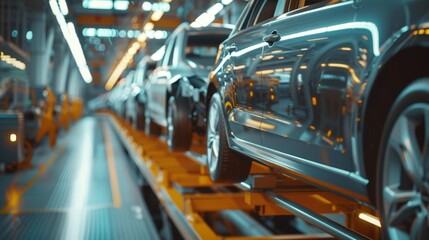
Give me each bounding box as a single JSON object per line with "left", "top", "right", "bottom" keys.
{"left": 107, "top": 112, "right": 381, "bottom": 240}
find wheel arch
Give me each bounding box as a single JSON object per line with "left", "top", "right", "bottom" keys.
{"left": 206, "top": 82, "right": 218, "bottom": 117}
{"left": 362, "top": 46, "right": 429, "bottom": 203}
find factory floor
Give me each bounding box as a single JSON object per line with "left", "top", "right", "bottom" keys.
{"left": 0, "top": 116, "right": 159, "bottom": 239}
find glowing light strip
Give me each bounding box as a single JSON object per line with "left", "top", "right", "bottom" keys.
{"left": 105, "top": 41, "right": 141, "bottom": 90}
{"left": 58, "top": 0, "right": 69, "bottom": 15}
{"left": 358, "top": 213, "right": 381, "bottom": 227}
{"left": 0, "top": 51, "right": 26, "bottom": 70}
{"left": 50, "top": 0, "right": 92, "bottom": 83}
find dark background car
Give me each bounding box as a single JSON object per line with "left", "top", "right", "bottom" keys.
{"left": 146, "top": 22, "right": 231, "bottom": 151}
{"left": 124, "top": 57, "right": 157, "bottom": 130}
{"left": 108, "top": 78, "right": 128, "bottom": 118}
{"left": 205, "top": 0, "right": 429, "bottom": 238}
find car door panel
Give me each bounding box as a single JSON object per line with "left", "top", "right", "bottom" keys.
{"left": 223, "top": 27, "right": 268, "bottom": 145}
{"left": 260, "top": 1, "right": 359, "bottom": 171}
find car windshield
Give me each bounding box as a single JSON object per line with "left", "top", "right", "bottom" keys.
{"left": 185, "top": 33, "right": 228, "bottom": 67}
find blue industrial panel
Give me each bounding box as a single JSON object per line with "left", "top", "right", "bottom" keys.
{"left": 0, "top": 113, "right": 19, "bottom": 164}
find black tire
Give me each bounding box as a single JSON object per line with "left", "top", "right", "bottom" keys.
{"left": 376, "top": 79, "right": 429, "bottom": 239}
{"left": 145, "top": 109, "right": 161, "bottom": 136}
{"left": 167, "top": 96, "right": 192, "bottom": 151}
{"left": 136, "top": 102, "right": 146, "bottom": 131}
{"left": 206, "top": 93, "right": 251, "bottom": 183}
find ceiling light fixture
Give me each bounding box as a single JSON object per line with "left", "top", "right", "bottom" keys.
{"left": 58, "top": 0, "right": 69, "bottom": 15}
{"left": 154, "top": 0, "right": 231, "bottom": 61}
{"left": 144, "top": 22, "right": 154, "bottom": 31}
{"left": 142, "top": 1, "right": 152, "bottom": 11}
{"left": 50, "top": 0, "right": 92, "bottom": 83}
{"left": 26, "top": 31, "right": 33, "bottom": 40}
{"left": 207, "top": 3, "right": 224, "bottom": 16}
{"left": 107, "top": 0, "right": 172, "bottom": 90}
{"left": 83, "top": 0, "right": 113, "bottom": 9}
{"left": 142, "top": 2, "right": 170, "bottom": 12}
{"left": 0, "top": 52, "right": 26, "bottom": 70}
{"left": 151, "top": 10, "right": 164, "bottom": 21}
{"left": 191, "top": 0, "right": 230, "bottom": 27}
{"left": 113, "top": 0, "right": 129, "bottom": 10}
{"left": 137, "top": 33, "right": 147, "bottom": 42}
{"left": 106, "top": 39, "right": 144, "bottom": 90}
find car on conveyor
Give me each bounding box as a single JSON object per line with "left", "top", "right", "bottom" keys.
{"left": 108, "top": 78, "right": 128, "bottom": 118}
{"left": 204, "top": 0, "right": 429, "bottom": 238}
{"left": 125, "top": 57, "right": 156, "bottom": 130}
{"left": 146, "top": 22, "right": 231, "bottom": 151}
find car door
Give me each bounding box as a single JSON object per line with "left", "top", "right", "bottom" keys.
{"left": 148, "top": 33, "right": 178, "bottom": 126}
{"left": 260, "top": 0, "right": 360, "bottom": 171}
{"left": 224, "top": 0, "right": 286, "bottom": 145}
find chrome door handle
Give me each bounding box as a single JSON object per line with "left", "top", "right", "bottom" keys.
{"left": 263, "top": 31, "right": 281, "bottom": 46}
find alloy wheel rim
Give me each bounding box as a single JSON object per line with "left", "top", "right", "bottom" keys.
{"left": 207, "top": 102, "right": 220, "bottom": 175}
{"left": 382, "top": 103, "right": 429, "bottom": 240}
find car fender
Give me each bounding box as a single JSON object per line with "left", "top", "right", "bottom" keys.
{"left": 355, "top": 23, "right": 429, "bottom": 181}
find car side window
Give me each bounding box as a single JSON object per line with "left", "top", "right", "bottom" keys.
{"left": 167, "top": 36, "right": 177, "bottom": 66}
{"left": 253, "top": 0, "right": 278, "bottom": 25}
{"left": 160, "top": 35, "right": 176, "bottom": 67}
{"left": 287, "top": 0, "right": 330, "bottom": 12}
{"left": 172, "top": 32, "right": 183, "bottom": 67}
{"left": 303, "top": 0, "right": 325, "bottom": 6}
{"left": 239, "top": 0, "right": 284, "bottom": 30}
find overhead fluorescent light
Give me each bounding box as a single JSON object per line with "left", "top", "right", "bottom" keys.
{"left": 0, "top": 52, "right": 26, "bottom": 70}
{"left": 207, "top": 3, "right": 223, "bottom": 16}
{"left": 142, "top": 1, "right": 152, "bottom": 11}
{"left": 151, "top": 10, "right": 164, "bottom": 21}
{"left": 221, "top": 0, "right": 233, "bottom": 5}
{"left": 114, "top": 0, "right": 129, "bottom": 10}
{"left": 194, "top": 12, "right": 215, "bottom": 27}
{"left": 137, "top": 33, "right": 147, "bottom": 42}
{"left": 358, "top": 213, "right": 381, "bottom": 227}
{"left": 26, "top": 31, "right": 33, "bottom": 40}
{"left": 85, "top": 0, "right": 113, "bottom": 10}
{"left": 144, "top": 22, "right": 154, "bottom": 31}
{"left": 142, "top": 2, "right": 170, "bottom": 12}
{"left": 106, "top": 37, "right": 146, "bottom": 90}
{"left": 49, "top": 0, "right": 61, "bottom": 15}
{"left": 50, "top": 0, "right": 92, "bottom": 83}
{"left": 58, "top": 0, "right": 69, "bottom": 15}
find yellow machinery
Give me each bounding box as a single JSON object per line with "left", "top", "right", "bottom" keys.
{"left": 36, "top": 88, "right": 58, "bottom": 147}
{"left": 70, "top": 97, "right": 83, "bottom": 122}
{"left": 56, "top": 93, "right": 70, "bottom": 131}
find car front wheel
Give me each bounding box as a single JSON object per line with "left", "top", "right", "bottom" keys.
{"left": 377, "top": 79, "right": 429, "bottom": 239}
{"left": 206, "top": 93, "right": 251, "bottom": 183}
{"left": 167, "top": 96, "right": 192, "bottom": 151}
{"left": 136, "top": 102, "right": 146, "bottom": 131}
